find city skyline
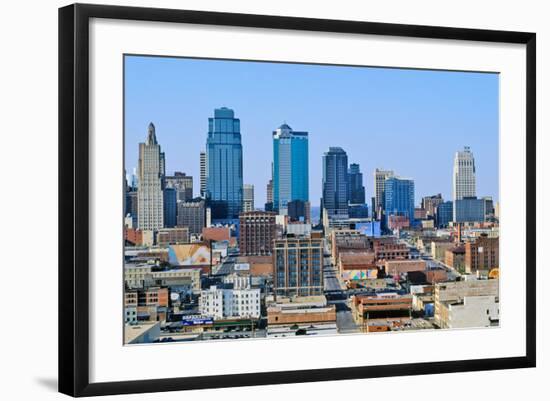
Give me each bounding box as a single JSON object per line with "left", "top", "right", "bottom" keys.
{"left": 123, "top": 54, "right": 501, "bottom": 345}
{"left": 124, "top": 56, "right": 499, "bottom": 207}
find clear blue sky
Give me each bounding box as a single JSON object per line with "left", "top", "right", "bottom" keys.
{"left": 125, "top": 55, "right": 499, "bottom": 208}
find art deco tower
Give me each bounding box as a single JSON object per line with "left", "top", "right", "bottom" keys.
{"left": 453, "top": 146, "right": 476, "bottom": 201}
{"left": 453, "top": 146, "right": 476, "bottom": 220}
{"left": 137, "top": 122, "right": 165, "bottom": 230}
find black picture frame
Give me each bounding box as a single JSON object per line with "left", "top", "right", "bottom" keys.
{"left": 59, "top": 3, "right": 536, "bottom": 397}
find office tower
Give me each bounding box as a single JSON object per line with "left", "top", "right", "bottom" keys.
{"left": 200, "top": 150, "right": 207, "bottom": 198}
{"left": 206, "top": 107, "right": 243, "bottom": 219}
{"left": 239, "top": 211, "right": 276, "bottom": 256}
{"left": 273, "top": 237, "right": 323, "bottom": 297}
{"left": 436, "top": 201, "right": 453, "bottom": 228}
{"left": 163, "top": 188, "right": 177, "bottom": 228}
{"left": 454, "top": 197, "right": 485, "bottom": 223}
{"left": 322, "top": 147, "right": 349, "bottom": 219}
{"left": 164, "top": 172, "right": 193, "bottom": 202}
{"left": 137, "top": 122, "right": 164, "bottom": 230}
{"left": 384, "top": 177, "right": 415, "bottom": 224}
{"left": 177, "top": 199, "right": 206, "bottom": 235}
{"left": 374, "top": 169, "right": 394, "bottom": 220}
{"left": 348, "top": 163, "right": 366, "bottom": 204}
{"left": 453, "top": 146, "right": 476, "bottom": 220}
{"left": 243, "top": 184, "right": 255, "bottom": 212}
{"left": 272, "top": 123, "right": 309, "bottom": 215}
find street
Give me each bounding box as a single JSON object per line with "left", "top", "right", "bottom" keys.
{"left": 323, "top": 258, "right": 360, "bottom": 334}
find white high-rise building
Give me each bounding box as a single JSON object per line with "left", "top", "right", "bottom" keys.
{"left": 374, "top": 168, "right": 394, "bottom": 219}
{"left": 243, "top": 184, "right": 254, "bottom": 212}
{"left": 453, "top": 146, "right": 476, "bottom": 220}
{"left": 137, "top": 123, "right": 165, "bottom": 230}
{"left": 200, "top": 150, "right": 207, "bottom": 198}
{"left": 453, "top": 146, "right": 476, "bottom": 201}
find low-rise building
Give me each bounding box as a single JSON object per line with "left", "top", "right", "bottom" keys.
{"left": 125, "top": 286, "right": 169, "bottom": 322}
{"left": 425, "top": 269, "right": 448, "bottom": 284}
{"left": 236, "top": 255, "right": 273, "bottom": 277}
{"left": 124, "top": 264, "right": 201, "bottom": 292}
{"left": 351, "top": 293, "right": 413, "bottom": 332}
{"left": 373, "top": 239, "right": 410, "bottom": 261}
{"left": 156, "top": 227, "right": 190, "bottom": 246}
{"left": 445, "top": 245, "right": 466, "bottom": 272}
{"left": 434, "top": 279, "right": 499, "bottom": 327}
{"left": 202, "top": 226, "right": 231, "bottom": 242}
{"left": 199, "top": 282, "right": 261, "bottom": 320}
{"left": 384, "top": 259, "right": 427, "bottom": 276}
{"left": 438, "top": 295, "right": 499, "bottom": 329}
{"left": 124, "top": 322, "right": 161, "bottom": 344}
{"left": 338, "top": 251, "right": 377, "bottom": 276}
{"left": 431, "top": 240, "right": 455, "bottom": 262}
{"left": 266, "top": 295, "right": 337, "bottom": 337}
{"left": 387, "top": 215, "right": 410, "bottom": 231}
{"left": 464, "top": 234, "right": 499, "bottom": 274}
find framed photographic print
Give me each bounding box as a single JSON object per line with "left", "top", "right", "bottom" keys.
{"left": 58, "top": 3, "right": 536, "bottom": 397}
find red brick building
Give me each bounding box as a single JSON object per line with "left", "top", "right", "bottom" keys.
{"left": 239, "top": 211, "right": 276, "bottom": 256}
{"left": 464, "top": 234, "right": 499, "bottom": 273}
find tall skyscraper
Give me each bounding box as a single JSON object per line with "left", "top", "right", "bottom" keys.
{"left": 384, "top": 177, "right": 415, "bottom": 223}
{"left": 453, "top": 146, "right": 476, "bottom": 221}
{"left": 321, "top": 147, "right": 349, "bottom": 219}
{"left": 199, "top": 150, "right": 207, "bottom": 198}
{"left": 348, "top": 163, "right": 366, "bottom": 204}
{"left": 137, "top": 123, "right": 164, "bottom": 230}
{"left": 243, "top": 184, "right": 255, "bottom": 212}
{"left": 374, "top": 169, "right": 394, "bottom": 219}
{"left": 205, "top": 107, "right": 243, "bottom": 219}
{"left": 453, "top": 146, "right": 476, "bottom": 200}
{"left": 272, "top": 123, "right": 309, "bottom": 215}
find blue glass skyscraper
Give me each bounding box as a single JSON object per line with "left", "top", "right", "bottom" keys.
{"left": 384, "top": 177, "right": 415, "bottom": 221}
{"left": 272, "top": 124, "right": 309, "bottom": 215}
{"left": 206, "top": 107, "right": 243, "bottom": 219}
{"left": 348, "top": 163, "right": 366, "bottom": 204}
{"left": 322, "top": 147, "right": 349, "bottom": 218}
